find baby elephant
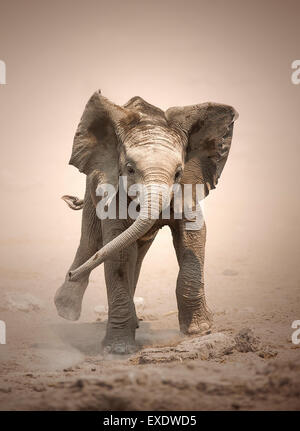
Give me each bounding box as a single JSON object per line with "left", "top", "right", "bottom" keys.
{"left": 54, "top": 91, "right": 238, "bottom": 354}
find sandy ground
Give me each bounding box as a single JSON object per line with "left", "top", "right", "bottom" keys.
{"left": 0, "top": 217, "right": 299, "bottom": 411}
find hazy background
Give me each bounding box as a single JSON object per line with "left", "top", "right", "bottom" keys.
{"left": 0, "top": 0, "right": 299, "bottom": 320}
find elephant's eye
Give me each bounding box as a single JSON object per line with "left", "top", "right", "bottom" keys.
{"left": 126, "top": 163, "right": 135, "bottom": 175}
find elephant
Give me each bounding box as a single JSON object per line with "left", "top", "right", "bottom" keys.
{"left": 54, "top": 90, "right": 238, "bottom": 354}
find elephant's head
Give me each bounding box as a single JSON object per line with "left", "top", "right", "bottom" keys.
{"left": 68, "top": 91, "right": 238, "bottom": 280}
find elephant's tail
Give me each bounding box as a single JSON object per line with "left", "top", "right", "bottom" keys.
{"left": 61, "top": 195, "right": 84, "bottom": 210}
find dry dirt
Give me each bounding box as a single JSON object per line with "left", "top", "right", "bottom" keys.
{"left": 0, "top": 223, "right": 299, "bottom": 411}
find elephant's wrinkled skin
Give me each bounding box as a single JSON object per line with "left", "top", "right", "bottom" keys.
{"left": 54, "top": 91, "right": 238, "bottom": 354}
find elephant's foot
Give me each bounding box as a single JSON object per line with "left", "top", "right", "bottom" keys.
{"left": 103, "top": 338, "right": 137, "bottom": 355}
{"left": 178, "top": 307, "right": 213, "bottom": 336}
{"left": 103, "top": 325, "right": 137, "bottom": 355}
{"left": 54, "top": 279, "right": 88, "bottom": 321}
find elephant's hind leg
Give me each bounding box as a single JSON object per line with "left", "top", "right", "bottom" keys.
{"left": 54, "top": 191, "right": 102, "bottom": 321}
{"left": 133, "top": 233, "right": 158, "bottom": 327}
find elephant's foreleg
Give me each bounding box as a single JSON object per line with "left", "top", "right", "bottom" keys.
{"left": 54, "top": 192, "right": 102, "bottom": 321}
{"left": 171, "top": 222, "right": 212, "bottom": 335}
{"left": 102, "top": 219, "right": 138, "bottom": 354}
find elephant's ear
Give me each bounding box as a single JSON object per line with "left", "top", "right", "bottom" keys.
{"left": 69, "top": 91, "right": 139, "bottom": 190}
{"left": 166, "top": 103, "right": 238, "bottom": 196}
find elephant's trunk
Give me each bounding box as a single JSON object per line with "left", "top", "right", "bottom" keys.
{"left": 68, "top": 183, "right": 167, "bottom": 281}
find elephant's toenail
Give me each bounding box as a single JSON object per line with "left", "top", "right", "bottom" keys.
{"left": 200, "top": 323, "right": 210, "bottom": 331}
